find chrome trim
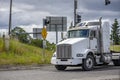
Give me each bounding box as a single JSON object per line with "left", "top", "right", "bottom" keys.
{"left": 57, "top": 44, "right": 72, "bottom": 59}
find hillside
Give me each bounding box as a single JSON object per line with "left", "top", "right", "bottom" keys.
{"left": 0, "top": 38, "right": 120, "bottom": 65}
{"left": 0, "top": 38, "right": 53, "bottom": 65}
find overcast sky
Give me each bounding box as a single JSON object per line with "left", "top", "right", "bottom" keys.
{"left": 0, "top": 0, "right": 120, "bottom": 43}
{"left": 0, "top": 0, "right": 120, "bottom": 28}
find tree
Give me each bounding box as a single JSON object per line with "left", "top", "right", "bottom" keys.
{"left": 11, "top": 27, "right": 31, "bottom": 43}
{"left": 111, "top": 19, "right": 120, "bottom": 45}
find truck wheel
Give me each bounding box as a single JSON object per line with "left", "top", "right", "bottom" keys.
{"left": 55, "top": 65, "right": 67, "bottom": 70}
{"left": 113, "top": 60, "right": 120, "bottom": 66}
{"left": 82, "top": 55, "right": 94, "bottom": 71}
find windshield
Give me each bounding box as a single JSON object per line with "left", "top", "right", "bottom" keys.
{"left": 68, "top": 29, "right": 89, "bottom": 38}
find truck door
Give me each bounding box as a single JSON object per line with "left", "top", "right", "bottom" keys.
{"left": 89, "top": 30, "right": 97, "bottom": 52}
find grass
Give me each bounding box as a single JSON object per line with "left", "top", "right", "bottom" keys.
{"left": 0, "top": 38, "right": 53, "bottom": 65}
{"left": 110, "top": 45, "right": 120, "bottom": 52}
{"left": 0, "top": 37, "right": 120, "bottom": 66}
{"left": 0, "top": 38, "right": 4, "bottom": 52}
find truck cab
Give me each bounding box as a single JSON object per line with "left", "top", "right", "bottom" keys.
{"left": 51, "top": 19, "right": 119, "bottom": 71}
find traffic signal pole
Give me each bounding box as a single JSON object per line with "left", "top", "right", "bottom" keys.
{"left": 74, "top": 0, "right": 77, "bottom": 26}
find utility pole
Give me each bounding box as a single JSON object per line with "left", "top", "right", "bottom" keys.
{"left": 74, "top": 0, "right": 77, "bottom": 26}
{"left": 8, "top": 0, "right": 12, "bottom": 35}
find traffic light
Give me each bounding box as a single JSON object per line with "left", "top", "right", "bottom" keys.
{"left": 76, "top": 14, "right": 81, "bottom": 23}
{"left": 105, "top": 0, "right": 111, "bottom": 5}
{"left": 43, "top": 19, "right": 49, "bottom": 26}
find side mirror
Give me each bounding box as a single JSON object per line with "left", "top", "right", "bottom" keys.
{"left": 63, "top": 32, "right": 68, "bottom": 40}
{"left": 89, "top": 30, "right": 96, "bottom": 40}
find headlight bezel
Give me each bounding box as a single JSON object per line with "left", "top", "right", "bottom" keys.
{"left": 76, "top": 53, "right": 84, "bottom": 57}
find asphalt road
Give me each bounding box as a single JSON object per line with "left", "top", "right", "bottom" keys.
{"left": 0, "top": 65, "right": 120, "bottom": 80}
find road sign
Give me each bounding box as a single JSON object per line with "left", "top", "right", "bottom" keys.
{"left": 45, "top": 16, "right": 67, "bottom": 44}
{"left": 33, "top": 28, "right": 42, "bottom": 39}
{"left": 46, "top": 17, "right": 67, "bottom": 31}
{"left": 41, "top": 27, "right": 47, "bottom": 39}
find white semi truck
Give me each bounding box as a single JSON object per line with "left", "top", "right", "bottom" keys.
{"left": 51, "top": 18, "right": 120, "bottom": 71}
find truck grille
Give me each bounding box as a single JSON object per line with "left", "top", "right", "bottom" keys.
{"left": 57, "top": 44, "right": 72, "bottom": 59}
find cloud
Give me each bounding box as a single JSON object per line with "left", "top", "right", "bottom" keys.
{"left": 0, "top": 0, "right": 120, "bottom": 43}
{"left": 79, "top": 0, "right": 120, "bottom": 11}
{"left": 0, "top": 0, "right": 120, "bottom": 29}
{"left": 12, "top": 11, "right": 51, "bottom": 27}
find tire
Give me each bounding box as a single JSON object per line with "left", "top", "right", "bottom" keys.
{"left": 55, "top": 65, "right": 67, "bottom": 70}
{"left": 82, "top": 55, "right": 94, "bottom": 71}
{"left": 113, "top": 60, "right": 120, "bottom": 66}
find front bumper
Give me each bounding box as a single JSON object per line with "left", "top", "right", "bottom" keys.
{"left": 112, "top": 53, "right": 120, "bottom": 60}
{"left": 51, "top": 57, "right": 83, "bottom": 65}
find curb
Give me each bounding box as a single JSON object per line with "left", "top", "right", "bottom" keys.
{"left": 0, "top": 64, "right": 52, "bottom": 71}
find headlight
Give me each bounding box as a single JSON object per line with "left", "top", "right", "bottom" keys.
{"left": 76, "top": 54, "right": 84, "bottom": 57}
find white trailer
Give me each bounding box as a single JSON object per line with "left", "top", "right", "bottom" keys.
{"left": 51, "top": 18, "right": 120, "bottom": 71}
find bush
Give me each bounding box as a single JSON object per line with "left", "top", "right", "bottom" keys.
{"left": 30, "top": 39, "right": 55, "bottom": 52}
{"left": 31, "top": 39, "right": 43, "bottom": 48}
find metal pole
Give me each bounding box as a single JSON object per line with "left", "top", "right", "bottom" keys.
{"left": 74, "top": 0, "right": 77, "bottom": 26}
{"left": 61, "top": 17, "right": 64, "bottom": 40}
{"left": 56, "top": 25, "right": 58, "bottom": 44}
{"left": 8, "top": 0, "right": 12, "bottom": 35}
{"left": 42, "top": 39, "right": 46, "bottom": 62}
{"left": 61, "top": 32, "right": 63, "bottom": 40}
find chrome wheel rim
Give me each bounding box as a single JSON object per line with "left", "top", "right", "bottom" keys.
{"left": 86, "top": 58, "right": 93, "bottom": 69}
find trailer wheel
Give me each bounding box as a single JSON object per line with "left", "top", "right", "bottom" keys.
{"left": 113, "top": 60, "right": 120, "bottom": 66}
{"left": 82, "top": 55, "right": 94, "bottom": 71}
{"left": 55, "top": 65, "right": 67, "bottom": 70}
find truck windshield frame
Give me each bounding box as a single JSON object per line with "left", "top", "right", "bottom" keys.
{"left": 68, "top": 29, "right": 89, "bottom": 38}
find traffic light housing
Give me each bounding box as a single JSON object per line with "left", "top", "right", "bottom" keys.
{"left": 43, "top": 19, "right": 49, "bottom": 26}
{"left": 77, "top": 14, "right": 81, "bottom": 23}
{"left": 105, "top": 0, "right": 111, "bottom": 5}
